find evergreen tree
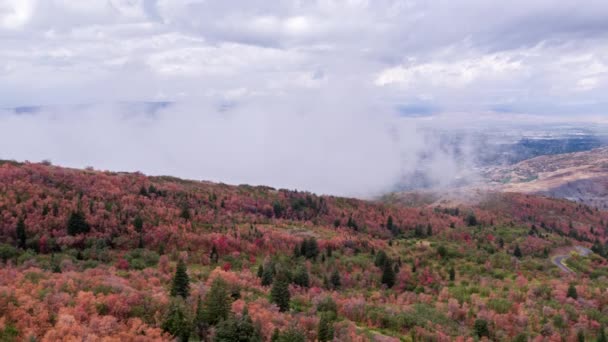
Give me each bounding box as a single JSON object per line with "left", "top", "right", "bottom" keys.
{"left": 162, "top": 299, "right": 192, "bottom": 342}
{"left": 67, "top": 211, "right": 90, "bottom": 236}
{"left": 257, "top": 264, "right": 264, "bottom": 278}
{"left": 317, "top": 313, "right": 334, "bottom": 342}
{"left": 202, "top": 277, "right": 231, "bottom": 325}
{"left": 513, "top": 244, "right": 523, "bottom": 258}
{"left": 293, "top": 266, "right": 310, "bottom": 288}
{"left": 194, "top": 298, "right": 207, "bottom": 340}
{"left": 276, "top": 327, "right": 306, "bottom": 342}
{"left": 381, "top": 261, "right": 395, "bottom": 288}
{"left": 426, "top": 224, "right": 433, "bottom": 236}
{"left": 474, "top": 319, "right": 490, "bottom": 338}
{"left": 261, "top": 264, "right": 274, "bottom": 286}
{"left": 374, "top": 250, "right": 389, "bottom": 267}
{"left": 210, "top": 245, "right": 219, "bottom": 263}
{"left": 567, "top": 283, "right": 578, "bottom": 299}
{"left": 16, "top": 219, "right": 26, "bottom": 249}
{"left": 598, "top": 326, "right": 607, "bottom": 342}
{"left": 214, "top": 307, "right": 262, "bottom": 342}
{"left": 386, "top": 215, "right": 394, "bottom": 233}
{"left": 449, "top": 266, "right": 456, "bottom": 281}
{"left": 270, "top": 273, "right": 290, "bottom": 312}
{"left": 133, "top": 216, "right": 144, "bottom": 232}
{"left": 271, "top": 328, "right": 280, "bottom": 342}
{"left": 330, "top": 269, "right": 341, "bottom": 289}
{"left": 170, "top": 259, "right": 190, "bottom": 298}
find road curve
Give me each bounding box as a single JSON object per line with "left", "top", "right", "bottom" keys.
{"left": 551, "top": 246, "right": 592, "bottom": 273}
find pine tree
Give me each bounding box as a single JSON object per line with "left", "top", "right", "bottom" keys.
{"left": 261, "top": 264, "right": 274, "bottom": 286}
{"left": 67, "top": 211, "right": 90, "bottom": 236}
{"left": 374, "top": 250, "right": 389, "bottom": 267}
{"left": 514, "top": 244, "right": 523, "bottom": 258}
{"left": 474, "top": 319, "right": 490, "bottom": 338}
{"left": 276, "top": 327, "right": 306, "bottom": 342}
{"left": 330, "top": 269, "right": 341, "bottom": 290}
{"left": 567, "top": 283, "right": 578, "bottom": 299}
{"left": 449, "top": 266, "right": 456, "bottom": 281}
{"left": 598, "top": 326, "right": 607, "bottom": 342}
{"left": 202, "top": 277, "right": 231, "bottom": 325}
{"left": 210, "top": 245, "right": 219, "bottom": 263}
{"left": 381, "top": 261, "right": 395, "bottom": 288}
{"left": 194, "top": 298, "right": 207, "bottom": 340}
{"left": 271, "top": 328, "right": 280, "bottom": 342}
{"left": 214, "top": 307, "right": 262, "bottom": 342}
{"left": 386, "top": 215, "right": 394, "bottom": 233}
{"left": 257, "top": 264, "right": 264, "bottom": 278}
{"left": 271, "top": 273, "right": 290, "bottom": 312}
{"left": 317, "top": 313, "right": 334, "bottom": 342}
{"left": 293, "top": 266, "right": 310, "bottom": 288}
{"left": 170, "top": 259, "right": 190, "bottom": 298}
{"left": 16, "top": 219, "right": 26, "bottom": 249}
{"left": 162, "top": 299, "right": 192, "bottom": 342}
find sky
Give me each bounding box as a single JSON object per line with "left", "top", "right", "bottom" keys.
{"left": 1, "top": 0, "right": 608, "bottom": 196}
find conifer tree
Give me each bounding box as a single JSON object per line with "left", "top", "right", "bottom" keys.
{"left": 293, "top": 266, "right": 310, "bottom": 288}
{"left": 330, "top": 269, "right": 341, "bottom": 289}
{"left": 257, "top": 264, "right": 264, "bottom": 278}
{"left": 317, "top": 313, "right": 334, "bottom": 342}
{"left": 170, "top": 259, "right": 190, "bottom": 298}
{"left": 271, "top": 273, "right": 290, "bottom": 312}
{"left": 514, "top": 244, "right": 523, "bottom": 258}
{"left": 381, "top": 260, "right": 395, "bottom": 288}
{"left": 210, "top": 245, "right": 219, "bottom": 263}
{"left": 567, "top": 283, "right": 578, "bottom": 299}
{"left": 162, "top": 299, "right": 192, "bottom": 342}
{"left": 449, "top": 266, "right": 456, "bottom": 281}
{"left": 202, "top": 277, "right": 231, "bottom": 325}
{"left": 67, "top": 211, "right": 90, "bottom": 236}
{"left": 16, "top": 218, "right": 26, "bottom": 249}
{"left": 261, "top": 264, "right": 274, "bottom": 286}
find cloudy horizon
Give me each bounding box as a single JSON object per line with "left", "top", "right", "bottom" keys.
{"left": 1, "top": 0, "right": 608, "bottom": 196}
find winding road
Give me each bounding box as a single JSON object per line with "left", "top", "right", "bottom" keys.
{"left": 551, "top": 246, "right": 592, "bottom": 273}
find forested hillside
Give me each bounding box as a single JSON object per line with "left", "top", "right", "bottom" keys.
{"left": 1, "top": 161, "right": 607, "bottom": 341}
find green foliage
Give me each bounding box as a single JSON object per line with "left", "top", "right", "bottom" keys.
{"left": 67, "top": 211, "right": 90, "bottom": 236}
{"left": 202, "top": 277, "right": 231, "bottom": 325}
{"left": 449, "top": 266, "right": 456, "bottom": 281}
{"left": 317, "top": 296, "right": 338, "bottom": 316}
{"left": 125, "top": 249, "right": 159, "bottom": 270}
{"left": 170, "top": 259, "right": 190, "bottom": 298}
{"left": 474, "top": 319, "right": 490, "bottom": 338}
{"left": 598, "top": 326, "right": 607, "bottom": 342}
{"left": 162, "top": 299, "right": 191, "bottom": 342}
{"left": 16, "top": 219, "right": 26, "bottom": 249}
{"left": 293, "top": 266, "right": 310, "bottom": 288}
{"left": 330, "top": 269, "right": 341, "bottom": 290}
{"left": 374, "top": 250, "right": 389, "bottom": 267}
{"left": 514, "top": 244, "right": 523, "bottom": 258}
{"left": 271, "top": 273, "right": 291, "bottom": 312}
{"left": 300, "top": 238, "right": 319, "bottom": 260}
{"left": 487, "top": 298, "right": 511, "bottom": 314}
{"left": 214, "top": 308, "right": 262, "bottom": 342}
{"left": 381, "top": 260, "right": 395, "bottom": 288}
{"left": 275, "top": 327, "right": 306, "bottom": 342}
{"left": 465, "top": 213, "right": 478, "bottom": 226}
{"left": 317, "top": 312, "right": 334, "bottom": 342}
{"left": 567, "top": 283, "right": 578, "bottom": 299}
{"left": 261, "top": 263, "right": 274, "bottom": 286}
{"left": 0, "top": 244, "right": 18, "bottom": 262}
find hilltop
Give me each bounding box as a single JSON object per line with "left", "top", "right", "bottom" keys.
{"left": 0, "top": 160, "right": 607, "bottom": 341}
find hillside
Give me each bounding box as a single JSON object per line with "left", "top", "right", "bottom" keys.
{"left": 1, "top": 161, "right": 608, "bottom": 341}
{"left": 483, "top": 147, "right": 608, "bottom": 208}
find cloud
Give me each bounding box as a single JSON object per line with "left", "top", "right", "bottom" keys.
{"left": 0, "top": 0, "right": 608, "bottom": 195}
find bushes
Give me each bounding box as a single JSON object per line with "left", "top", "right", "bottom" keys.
{"left": 124, "top": 249, "right": 159, "bottom": 270}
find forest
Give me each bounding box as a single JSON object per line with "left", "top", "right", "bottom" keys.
{"left": 0, "top": 160, "right": 607, "bottom": 341}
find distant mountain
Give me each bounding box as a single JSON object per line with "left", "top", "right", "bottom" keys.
{"left": 483, "top": 147, "right": 608, "bottom": 209}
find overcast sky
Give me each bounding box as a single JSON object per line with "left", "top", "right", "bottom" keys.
{"left": 1, "top": 0, "right": 608, "bottom": 195}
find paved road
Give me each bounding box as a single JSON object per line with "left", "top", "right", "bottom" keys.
{"left": 551, "top": 246, "right": 592, "bottom": 273}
